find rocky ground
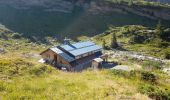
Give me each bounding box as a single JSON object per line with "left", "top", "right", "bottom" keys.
{"left": 104, "top": 49, "right": 170, "bottom": 74}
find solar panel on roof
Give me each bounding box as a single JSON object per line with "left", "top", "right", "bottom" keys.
{"left": 52, "top": 41, "right": 102, "bottom": 60}
{"left": 69, "top": 45, "right": 102, "bottom": 56}
{"left": 72, "top": 41, "right": 95, "bottom": 49}
{"left": 60, "top": 41, "right": 95, "bottom": 52}
{"left": 60, "top": 45, "right": 75, "bottom": 51}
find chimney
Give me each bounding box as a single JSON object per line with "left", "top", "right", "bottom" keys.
{"left": 64, "top": 37, "right": 71, "bottom": 45}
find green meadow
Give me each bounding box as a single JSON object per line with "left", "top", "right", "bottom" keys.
{"left": 0, "top": 25, "right": 170, "bottom": 100}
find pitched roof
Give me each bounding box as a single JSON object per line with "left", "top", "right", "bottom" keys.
{"left": 42, "top": 41, "right": 102, "bottom": 62}
{"left": 93, "top": 58, "right": 103, "bottom": 62}
{"left": 50, "top": 47, "right": 75, "bottom": 62}
{"left": 60, "top": 41, "right": 95, "bottom": 51}
{"left": 59, "top": 41, "right": 102, "bottom": 57}
{"left": 69, "top": 45, "right": 102, "bottom": 56}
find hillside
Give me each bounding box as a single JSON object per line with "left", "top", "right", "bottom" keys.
{"left": 0, "top": 0, "right": 170, "bottom": 40}
{"left": 146, "top": 0, "right": 170, "bottom": 3}
{"left": 92, "top": 25, "right": 170, "bottom": 58}
{"left": 0, "top": 24, "right": 170, "bottom": 99}
{"left": 1, "top": 58, "right": 169, "bottom": 99}
{"left": 0, "top": 1, "right": 170, "bottom": 99}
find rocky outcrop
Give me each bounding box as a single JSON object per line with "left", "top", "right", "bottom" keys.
{"left": 146, "top": 0, "right": 170, "bottom": 4}
{"left": 0, "top": 0, "right": 170, "bottom": 20}
{"left": 87, "top": 1, "right": 170, "bottom": 20}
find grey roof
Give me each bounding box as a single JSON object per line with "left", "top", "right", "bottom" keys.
{"left": 60, "top": 41, "right": 95, "bottom": 51}
{"left": 50, "top": 47, "right": 75, "bottom": 62}
{"left": 59, "top": 41, "right": 102, "bottom": 57}
{"left": 72, "top": 41, "right": 95, "bottom": 49}
{"left": 69, "top": 45, "right": 102, "bottom": 56}
{"left": 60, "top": 45, "right": 75, "bottom": 51}
{"left": 50, "top": 41, "right": 102, "bottom": 62}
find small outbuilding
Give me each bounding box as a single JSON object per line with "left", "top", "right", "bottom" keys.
{"left": 92, "top": 58, "right": 103, "bottom": 70}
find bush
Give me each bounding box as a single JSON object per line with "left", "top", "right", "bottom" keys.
{"left": 142, "top": 60, "right": 162, "bottom": 70}
{"left": 138, "top": 84, "right": 170, "bottom": 100}
{"left": 164, "top": 53, "right": 170, "bottom": 59}
{"left": 29, "top": 65, "right": 52, "bottom": 76}
{"left": 129, "top": 35, "right": 145, "bottom": 44}
{"left": 110, "top": 69, "right": 128, "bottom": 77}
{"left": 0, "top": 58, "right": 33, "bottom": 76}
{"left": 151, "top": 38, "right": 169, "bottom": 48}
{"left": 158, "top": 41, "right": 169, "bottom": 48}
{"left": 138, "top": 84, "right": 155, "bottom": 94}
{"left": 0, "top": 32, "right": 8, "bottom": 40}
{"left": 164, "top": 49, "right": 170, "bottom": 59}
{"left": 11, "top": 33, "right": 22, "bottom": 39}
{"left": 109, "top": 69, "right": 138, "bottom": 79}
{"left": 0, "top": 32, "right": 6, "bottom": 38}
{"left": 141, "top": 71, "right": 156, "bottom": 83}
{"left": 0, "top": 82, "right": 5, "bottom": 92}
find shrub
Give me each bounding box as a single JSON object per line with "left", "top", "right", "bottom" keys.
{"left": 29, "top": 65, "right": 52, "bottom": 76}
{"left": 138, "top": 84, "right": 155, "bottom": 94}
{"left": 109, "top": 69, "right": 138, "bottom": 79}
{"left": 0, "top": 82, "right": 5, "bottom": 92}
{"left": 129, "top": 35, "right": 145, "bottom": 44}
{"left": 11, "top": 33, "right": 22, "bottom": 39}
{"left": 158, "top": 41, "right": 169, "bottom": 48}
{"left": 142, "top": 60, "right": 162, "bottom": 70}
{"left": 141, "top": 71, "right": 156, "bottom": 83}
{"left": 0, "top": 32, "right": 8, "bottom": 39}
{"left": 0, "top": 58, "right": 33, "bottom": 76}
{"left": 164, "top": 53, "right": 170, "bottom": 59}
{"left": 138, "top": 84, "right": 170, "bottom": 100}
{"left": 164, "top": 49, "right": 170, "bottom": 59}
{"left": 110, "top": 69, "right": 128, "bottom": 77}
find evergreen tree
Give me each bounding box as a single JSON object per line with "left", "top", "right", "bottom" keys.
{"left": 156, "top": 20, "right": 163, "bottom": 38}
{"left": 110, "top": 33, "right": 118, "bottom": 48}
{"left": 102, "top": 40, "right": 106, "bottom": 49}
{"left": 128, "top": 0, "right": 133, "bottom": 6}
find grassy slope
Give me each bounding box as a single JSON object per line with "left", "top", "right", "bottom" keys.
{"left": 0, "top": 60, "right": 148, "bottom": 100}
{"left": 0, "top": 55, "right": 169, "bottom": 100}
{"left": 0, "top": 26, "right": 170, "bottom": 99}
{"left": 92, "top": 25, "right": 170, "bottom": 58}
{"left": 0, "top": 37, "right": 149, "bottom": 99}
{"left": 0, "top": 56, "right": 169, "bottom": 99}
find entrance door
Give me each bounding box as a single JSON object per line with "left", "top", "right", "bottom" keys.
{"left": 54, "top": 55, "right": 58, "bottom": 65}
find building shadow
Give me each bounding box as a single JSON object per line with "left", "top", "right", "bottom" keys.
{"left": 102, "top": 61, "right": 118, "bottom": 69}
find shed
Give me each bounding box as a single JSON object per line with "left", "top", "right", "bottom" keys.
{"left": 92, "top": 58, "right": 103, "bottom": 70}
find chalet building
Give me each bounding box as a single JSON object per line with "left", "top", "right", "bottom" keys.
{"left": 40, "top": 41, "right": 103, "bottom": 71}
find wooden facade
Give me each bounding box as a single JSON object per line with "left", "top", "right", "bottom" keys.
{"left": 91, "top": 58, "right": 103, "bottom": 70}
{"left": 41, "top": 49, "right": 72, "bottom": 70}
{"left": 41, "top": 49, "right": 102, "bottom": 71}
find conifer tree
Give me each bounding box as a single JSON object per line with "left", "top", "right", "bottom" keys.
{"left": 110, "top": 33, "right": 118, "bottom": 48}
{"left": 156, "top": 20, "right": 163, "bottom": 38}
{"left": 102, "top": 40, "right": 106, "bottom": 49}
{"left": 128, "top": 0, "right": 133, "bottom": 6}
